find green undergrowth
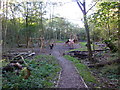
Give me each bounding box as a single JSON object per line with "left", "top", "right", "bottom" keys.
{"left": 2, "top": 55, "right": 61, "bottom": 89}
{"left": 101, "top": 64, "right": 119, "bottom": 78}
{"left": 68, "top": 48, "right": 87, "bottom": 52}
{"left": 101, "top": 64, "right": 119, "bottom": 87}
{"left": 55, "top": 41, "right": 64, "bottom": 43}
{"left": 78, "top": 42, "right": 101, "bottom": 51}
{"left": 80, "top": 42, "right": 87, "bottom": 46}
{"left": 64, "top": 55, "right": 98, "bottom": 87}
{"left": 65, "top": 42, "right": 87, "bottom": 53}
{"left": 66, "top": 42, "right": 98, "bottom": 53}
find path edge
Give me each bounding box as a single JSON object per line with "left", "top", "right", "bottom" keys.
{"left": 55, "top": 70, "right": 62, "bottom": 88}
{"left": 74, "top": 66, "right": 88, "bottom": 88}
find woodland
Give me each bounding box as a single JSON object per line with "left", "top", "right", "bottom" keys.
{"left": 0, "top": 0, "right": 120, "bottom": 89}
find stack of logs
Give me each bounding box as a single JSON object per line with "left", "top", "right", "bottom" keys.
{"left": 2, "top": 51, "right": 35, "bottom": 79}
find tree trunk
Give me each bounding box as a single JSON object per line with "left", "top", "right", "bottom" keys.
{"left": 76, "top": 0, "right": 93, "bottom": 61}
{"left": 118, "top": 2, "right": 120, "bottom": 75}
{"left": 118, "top": 2, "right": 120, "bottom": 60}
{"left": 39, "top": 2, "right": 44, "bottom": 37}
{"left": 3, "top": 1, "right": 8, "bottom": 52}
{"left": 82, "top": 1, "right": 93, "bottom": 61}
{"left": 26, "top": 2, "right": 29, "bottom": 48}
{"left": 92, "top": 32, "right": 95, "bottom": 51}
{"left": 83, "top": 15, "right": 93, "bottom": 61}
{"left": 107, "top": 12, "right": 111, "bottom": 38}
{"left": 0, "top": 1, "right": 2, "bottom": 63}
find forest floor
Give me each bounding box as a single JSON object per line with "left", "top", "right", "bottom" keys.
{"left": 3, "top": 43, "right": 88, "bottom": 88}
{"left": 2, "top": 42, "right": 119, "bottom": 89}
{"left": 40, "top": 42, "right": 119, "bottom": 89}
{"left": 29, "top": 43, "right": 88, "bottom": 88}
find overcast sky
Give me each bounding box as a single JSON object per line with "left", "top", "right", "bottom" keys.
{"left": 45, "top": 0, "right": 96, "bottom": 27}
{"left": 3, "top": 0, "right": 96, "bottom": 27}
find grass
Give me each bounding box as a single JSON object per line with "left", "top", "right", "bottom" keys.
{"left": 64, "top": 55, "right": 97, "bottom": 84}
{"left": 55, "top": 41, "right": 64, "bottom": 43}
{"left": 2, "top": 55, "right": 61, "bottom": 89}
{"left": 65, "top": 42, "right": 88, "bottom": 53}
{"left": 68, "top": 48, "right": 87, "bottom": 52}
{"left": 67, "top": 42, "right": 101, "bottom": 52}
{"left": 80, "top": 42, "right": 87, "bottom": 46}
{"left": 79, "top": 42, "right": 100, "bottom": 51}
{"left": 65, "top": 41, "right": 119, "bottom": 88}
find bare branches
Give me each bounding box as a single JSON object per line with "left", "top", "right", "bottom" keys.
{"left": 75, "top": 0, "right": 84, "bottom": 13}
{"left": 21, "top": 56, "right": 29, "bottom": 67}
{"left": 86, "top": 0, "right": 99, "bottom": 14}
{"left": 78, "top": 0, "right": 83, "bottom": 6}
{"left": 75, "top": 0, "right": 99, "bottom": 14}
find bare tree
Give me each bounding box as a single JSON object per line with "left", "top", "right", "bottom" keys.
{"left": 118, "top": 2, "right": 120, "bottom": 59}
{"left": 117, "top": 3, "right": 120, "bottom": 76}
{"left": 75, "top": 0, "right": 98, "bottom": 61}
{"left": 0, "top": 0, "right": 2, "bottom": 65}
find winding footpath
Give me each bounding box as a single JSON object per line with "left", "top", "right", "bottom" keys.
{"left": 51, "top": 43, "right": 88, "bottom": 88}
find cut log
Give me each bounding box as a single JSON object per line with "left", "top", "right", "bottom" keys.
{"left": 2, "top": 62, "right": 23, "bottom": 74}
{"left": 13, "top": 52, "right": 35, "bottom": 60}
{"left": 28, "top": 52, "right": 35, "bottom": 57}
{"left": 88, "top": 59, "right": 120, "bottom": 68}
{"left": 10, "top": 60, "right": 24, "bottom": 64}
{"left": 67, "top": 51, "right": 88, "bottom": 59}
{"left": 18, "top": 44, "right": 27, "bottom": 48}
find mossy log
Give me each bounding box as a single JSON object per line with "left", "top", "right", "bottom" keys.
{"left": 88, "top": 59, "right": 120, "bottom": 68}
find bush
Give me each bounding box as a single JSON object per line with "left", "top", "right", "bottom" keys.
{"left": 103, "top": 40, "right": 118, "bottom": 52}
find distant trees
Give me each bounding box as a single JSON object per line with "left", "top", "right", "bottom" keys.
{"left": 45, "top": 17, "right": 83, "bottom": 40}
{"left": 89, "top": 2, "right": 119, "bottom": 51}
{"left": 1, "top": 0, "right": 84, "bottom": 51}
{"left": 89, "top": 2, "right": 119, "bottom": 40}
{"left": 76, "top": 0, "right": 119, "bottom": 60}
{"left": 89, "top": 1, "right": 120, "bottom": 75}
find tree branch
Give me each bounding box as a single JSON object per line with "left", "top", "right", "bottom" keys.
{"left": 86, "top": 1, "right": 98, "bottom": 14}
{"left": 78, "top": 0, "right": 83, "bottom": 6}
{"left": 76, "top": 0, "right": 84, "bottom": 13}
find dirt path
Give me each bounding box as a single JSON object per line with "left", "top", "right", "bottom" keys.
{"left": 8, "top": 43, "right": 88, "bottom": 88}
{"left": 51, "top": 43, "right": 87, "bottom": 88}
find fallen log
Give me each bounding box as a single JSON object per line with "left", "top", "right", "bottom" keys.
{"left": 13, "top": 52, "right": 35, "bottom": 60}
{"left": 20, "top": 56, "right": 36, "bottom": 71}
{"left": 18, "top": 44, "right": 27, "bottom": 48}
{"left": 2, "top": 56, "right": 32, "bottom": 79}
{"left": 10, "top": 60, "right": 24, "bottom": 64}
{"left": 2, "top": 62, "right": 23, "bottom": 74}
{"left": 93, "top": 50, "right": 106, "bottom": 52}
{"left": 68, "top": 51, "right": 88, "bottom": 59}
{"left": 88, "top": 59, "right": 120, "bottom": 68}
